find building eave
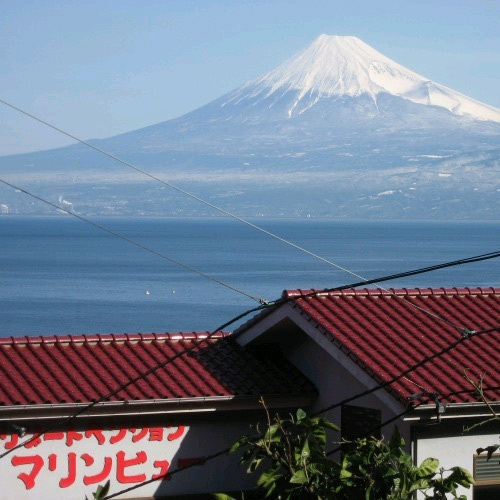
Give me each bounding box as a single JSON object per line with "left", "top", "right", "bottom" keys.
{"left": 0, "top": 393, "right": 316, "bottom": 423}
{"left": 404, "top": 402, "right": 500, "bottom": 423}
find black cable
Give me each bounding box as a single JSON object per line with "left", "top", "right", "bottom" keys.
{"left": 230, "top": 249, "right": 500, "bottom": 338}
{"left": 2, "top": 98, "right": 498, "bottom": 330}
{"left": 1, "top": 253, "right": 498, "bottom": 459}
{"left": 102, "top": 404, "right": 421, "bottom": 499}
{"left": 0, "top": 305, "right": 265, "bottom": 460}
{"left": 313, "top": 326, "right": 500, "bottom": 417}
{"left": 103, "top": 379, "right": 500, "bottom": 499}
{"left": 325, "top": 383, "right": 500, "bottom": 458}
{"left": 4, "top": 172, "right": 494, "bottom": 332}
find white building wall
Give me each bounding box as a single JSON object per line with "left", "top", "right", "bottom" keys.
{"left": 280, "top": 332, "right": 412, "bottom": 452}
{"left": 415, "top": 430, "right": 499, "bottom": 499}
{"left": 1, "top": 420, "right": 256, "bottom": 500}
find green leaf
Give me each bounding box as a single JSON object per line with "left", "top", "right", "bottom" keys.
{"left": 301, "top": 438, "right": 311, "bottom": 459}
{"left": 322, "top": 420, "right": 340, "bottom": 432}
{"left": 289, "top": 469, "right": 308, "bottom": 484}
{"left": 247, "top": 457, "right": 265, "bottom": 473}
{"left": 212, "top": 494, "right": 239, "bottom": 500}
{"left": 417, "top": 457, "right": 439, "bottom": 477}
{"left": 229, "top": 437, "right": 248, "bottom": 454}
{"left": 257, "top": 469, "right": 282, "bottom": 488}
{"left": 312, "top": 425, "right": 327, "bottom": 446}
{"left": 408, "top": 478, "right": 432, "bottom": 492}
{"left": 296, "top": 408, "right": 307, "bottom": 421}
{"left": 339, "top": 468, "right": 352, "bottom": 479}
{"left": 263, "top": 424, "right": 279, "bottom": 441}
{"left": 365, "top": 484, "right": 372, "bottom": 500}
{"left": 448, "top": 466, "right": 475, "bottom": 487}
{"left": 388, "top": 426, "right": 403, "bottom": 451}
{"left": 93, "top": 480, "right": 110, "bottom": 500}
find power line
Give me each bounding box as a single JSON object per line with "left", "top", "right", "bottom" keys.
{"left": 4, "top": 170, "right": 490, "bottom": 333}
{"left": 1, "top": 250, "right": 497, "bottom": 457}
{"left": 1, "top": 255, "right": 497, "bottom": 461}
{"left": 0, "top": 304, "right": 265, "bottom": 460}
{"left": 325, "top": 403, "right": 421, "bottom": 457}
{"left": 0, "top": 178, "right": 267, "bottom": 304}
{"left": 0, "top": 97, "right": 432, "bottom": 289}
{"left": 102, "top": 365, "right": 500, "bottom": 500}
{"left": 1, "top": 98, "right": 492, "bottom": 330}
{"left": 231, "top": 252, "right": 500, "bottom": 339}
{"left": 1, "top": 174, "right": 475, "bottom": 332}
{"left": 313, "top": 326, "right": 500, "bottom": 417}
{"left": 325, "top": 384, "right": 500, "bottom": 457}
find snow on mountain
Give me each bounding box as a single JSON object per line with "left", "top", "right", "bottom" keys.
{"left": 224, "top": 35, "right": 500, "bottom": 122}
{"left": 1, "top": 34, "right": 499, "bottom": 219}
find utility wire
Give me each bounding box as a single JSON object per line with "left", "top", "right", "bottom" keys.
{"left": 102, "top": 373, "right": 500, "bottom": 499}
{"left": 230, "top": 249, "right": 500, "bottom": 338}
{"left": 0, "top": 98, "right": 491, "bottom": 329}
{"left": 325, "top": 403, "right": 421, "bottom": 457}
{"left": 0, "top": 97, "right": 455, "bottom": 299}
{"left": 4, "top": 166, "right": 496, "bottom": 334}
{"left": 102, "top": 405, "right": 420, "bottom": 499}
{"left": 0, "top": 304, "right": 265, "bottom": 460}
{"left": 313, "top": 326, "right": 500, "bottom": 417}
{"left": 0, "top": 97, "right": 370, "bottom": 281}
{"left": 325, "top": 383, "right": 500, "bottom": 457}
{"left": 1, "top": 261, "right": 497, "bottom": 461}
{"left": 0, "top": 250, "right": 498, "bottom": 458}
{"left": 0, "top": 178, "right": 266, "bottom": 304}
{"left": 2, "top": 98, "right": 499, "bottom": 494}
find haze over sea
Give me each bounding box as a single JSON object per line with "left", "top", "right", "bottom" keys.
{"left": 0, "top": 216, "right": 498, "bottom": 337}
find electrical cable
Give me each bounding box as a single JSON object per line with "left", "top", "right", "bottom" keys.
{"left": 103, "top": 377, "right": 500, "bottom": 499}
{"left": 325, "top": 403, "right": 421, "bottom": 457}
{"left": 0, "top": 178, "right": 267, "bottom": 305}
{"left": 1, "top": 98, "right": 499, "bottom": 495}
{"left": 2, "top": 169, "right": 488, "bottom": 332}
{"left": 1, "top": 252, "right": 498, "bottom": 459}
{"left": 0, "top": 97, "right": 382, "bottom": 283}
{"left": 325, "top": 383, "right": 500, "bottom": 457}
{"left": 1, "top": 95, "right": 478, "bottom": 323}
{"left": 312, "top": 326, "right": 500, "bottom": 417}
{"left": 3, "top": 323, "right": 499, "bottom": 495}
{"left": 5, "top": 166, "right": 497, "bottom": 333}
{"left": 0, "top": 304, "right": 265, "bottom": 460}
{"left": 2, "top": 98, "right": 497, "bottom": 329}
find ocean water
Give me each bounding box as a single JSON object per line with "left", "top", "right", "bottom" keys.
{"left": 0, "top": 216, "right": 498, "bottom": 337}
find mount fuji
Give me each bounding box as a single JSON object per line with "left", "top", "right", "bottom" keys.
{"left": 1, "top": 35, "right": 499, "bottom": 219}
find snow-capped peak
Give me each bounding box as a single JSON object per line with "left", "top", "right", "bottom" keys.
{"left": 228, "top": 35, "right": 500, "bottom": 122}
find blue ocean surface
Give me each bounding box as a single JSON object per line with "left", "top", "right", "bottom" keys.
{"left": 0, "top": 216, "right": 498, "bottom": 337}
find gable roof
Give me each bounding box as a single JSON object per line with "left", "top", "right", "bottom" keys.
{"left": 237, "top": 287, "right": 500, "bottom": 406}
{"left": 0, "top": 332, "right": 316, "bottom": 412}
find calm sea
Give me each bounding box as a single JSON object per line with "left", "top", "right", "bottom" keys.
{"left": 0, "top": 217, "right": 498, "bottom": 337}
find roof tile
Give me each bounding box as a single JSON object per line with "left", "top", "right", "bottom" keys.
{"left": 0, "top": 332, "right": 315, "bottom": 406}
{"left": 283, "top": 287, "right": 500, "bottom": 405}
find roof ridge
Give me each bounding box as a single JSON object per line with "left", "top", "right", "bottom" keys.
{"left": 0, "top": 331, "right": 230, "bottom": 346}
{"left": 285, "top": 286, "right": 500, "bottom": 298}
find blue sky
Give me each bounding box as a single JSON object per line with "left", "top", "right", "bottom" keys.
{"left": 1, "top": 0, "right": 499, "bottom": 155}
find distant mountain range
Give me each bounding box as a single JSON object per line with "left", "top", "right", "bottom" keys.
{"left": 1, "top": 35, "right": 499, "bottom": 219}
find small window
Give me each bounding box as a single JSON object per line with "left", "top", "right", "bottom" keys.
{"left": 341, "top": 404, "right": 381, "bottom": 450}
{"left": 474, "top": 453, "right": 500, "bottom": 500}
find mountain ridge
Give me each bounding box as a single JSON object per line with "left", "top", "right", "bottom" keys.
{"left": 224, "top": 34, "right": 500, "bottom": 122}
{"left": 0, "top": 35, "right": 498, "bottom": 220}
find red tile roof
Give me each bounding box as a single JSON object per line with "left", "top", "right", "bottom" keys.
{"left": 280, "top": 288, "right": 499, "bottom": 405}
{"left": 0, "top": 332, "right": 315, "bottom": 407}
